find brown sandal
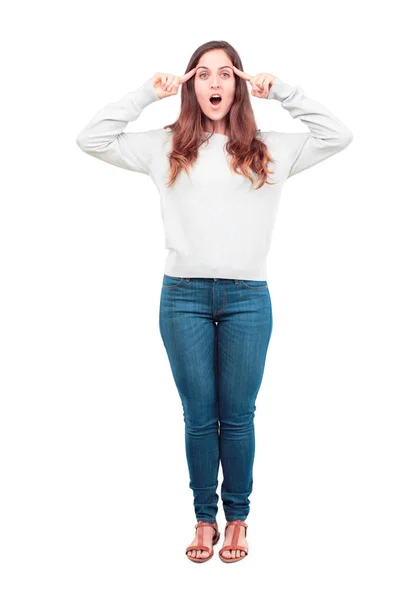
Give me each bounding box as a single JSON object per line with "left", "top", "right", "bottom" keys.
{"left": 219, "top": 519, "right": 248, "bottom": 563}
{"left": 186, "top": 521, "right": 220, "bottom": 563}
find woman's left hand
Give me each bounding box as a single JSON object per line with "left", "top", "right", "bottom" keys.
{"left": 232, "top": 65, "right": 277, "bottom": 98}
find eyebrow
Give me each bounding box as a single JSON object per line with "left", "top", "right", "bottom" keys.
{"left": 196, "top": 65, "right": 233, "bottom": 71}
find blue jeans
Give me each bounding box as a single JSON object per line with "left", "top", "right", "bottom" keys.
{"left": 159, "top": 275, "right": 273, "bottom": 524}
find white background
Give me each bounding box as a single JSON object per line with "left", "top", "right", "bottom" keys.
{"left": 1, "top": 0, "right": 399, "bottom": 598}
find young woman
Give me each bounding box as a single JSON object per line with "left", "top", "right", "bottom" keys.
{"left": 76, "top": 40, "right": 353, "bottom": 564}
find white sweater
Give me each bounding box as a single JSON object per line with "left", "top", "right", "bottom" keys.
{"left": 76, "top": 77, "right": 353, "bottom": 280}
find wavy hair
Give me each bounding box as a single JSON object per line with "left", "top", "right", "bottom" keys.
{"left": 163, "top": 40, "right": 276, "bottom": 190}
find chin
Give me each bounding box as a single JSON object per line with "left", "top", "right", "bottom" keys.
{"left": 202, "top": 109, "right": 230, "bottom": 120}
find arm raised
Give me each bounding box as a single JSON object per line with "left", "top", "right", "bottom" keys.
{"left": 76, "top": 78, "right": 162, "bottom": 175}
{"left": 267, "top": 78, "right": 353, "bottom": 178}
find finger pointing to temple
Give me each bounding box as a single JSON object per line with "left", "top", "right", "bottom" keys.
{"left": 179, "top": 67, "right": 197, "bottom": 84}
{"left": 232, "top": 65, "right": 253, "bottom": 81}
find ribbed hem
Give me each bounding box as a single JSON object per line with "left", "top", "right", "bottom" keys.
{"left": 132, "top": 77, "right": 161, "bottom": 111}
{"left": 268, "top": 76, "right": 296, "bottom": 102}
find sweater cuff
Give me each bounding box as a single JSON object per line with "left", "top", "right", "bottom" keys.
{"left": 267, "top": 77, "right": 295, "bottom": 102}
{"left": 133, "top": 77, "right": 161, "bottom": 111}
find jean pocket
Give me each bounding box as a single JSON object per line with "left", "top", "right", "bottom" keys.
{"left": 240, "top": 280, "right": 269, "bottom": 289}
{"left": 162, "top": 274, "right": 184, "bottom": 288}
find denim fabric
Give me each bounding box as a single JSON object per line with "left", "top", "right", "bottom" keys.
{"left": 159, "top": 275, "right": 273, "bottom": 523}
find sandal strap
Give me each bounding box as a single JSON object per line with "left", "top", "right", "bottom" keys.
{"left": 195, "top": 521, "right": 219, "bottom": 544}
{"left": 186, "top": 521, "right": 219, "bottom": 555}
{"left": 219, "top": 544, "right": 248, "bottom": 554}
{"left": 224, "top": 520, "right": 248, "bottom": 548}
{"left": 195, "top": 521, "right": 218, "bottom": 532}
{"left": 186, "top": 544, "right": 213, "bottom": 553}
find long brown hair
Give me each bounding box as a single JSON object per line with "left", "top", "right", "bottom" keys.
{"left": 163, "top": 40, "right": 276, "bottom": 190}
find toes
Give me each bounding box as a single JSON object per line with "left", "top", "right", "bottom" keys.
{"left": 221, "top": 549, "right": 246, "bottom": 559}
{"left": 189, "top": 549, "right": 209, "bottom": 559}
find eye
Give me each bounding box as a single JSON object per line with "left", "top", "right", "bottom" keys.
{"left": 199, "top": 72, "right": 230, "bottom": 78}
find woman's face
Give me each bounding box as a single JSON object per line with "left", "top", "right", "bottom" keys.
{"left": 194, "top": 49, "right": 236, "bottom": 133}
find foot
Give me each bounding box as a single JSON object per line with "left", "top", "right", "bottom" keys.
{"left": 187, "top": 522, "right": 217, "bottom": 560}
{"left": 220, "top": 521, "right": 248, "bottom": 560}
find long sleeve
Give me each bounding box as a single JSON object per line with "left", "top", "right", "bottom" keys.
{"left": 76, "top": 78, "right": 162, "bottom": 175}
{"left": 267, "top": 77, "right": 353, "bottom": 178}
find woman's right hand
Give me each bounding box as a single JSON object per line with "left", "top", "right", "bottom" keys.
{"left": 152, "top": 68, "right": 197, "bottom": 99}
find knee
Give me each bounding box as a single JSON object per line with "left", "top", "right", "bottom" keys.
{"left": 219, "top": 412, "right": 255, "bottom": 432}
{"left": 184, "top": 414, "right": 219, "bottom": 435}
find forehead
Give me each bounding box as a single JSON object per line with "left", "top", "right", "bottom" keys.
{"left": 196, "top": 50, "right": 233, "bottom": 71}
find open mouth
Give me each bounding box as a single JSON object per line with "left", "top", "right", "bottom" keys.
{"left": 209, "top": 94, "right": 222, "bottom": 106}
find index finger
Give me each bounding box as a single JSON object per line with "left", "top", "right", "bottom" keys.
{"left": 232, "top": 65, "right": 253, "bottom": 81}
{"left": 179, "top": 67, "right": 197, "bottom": 84}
